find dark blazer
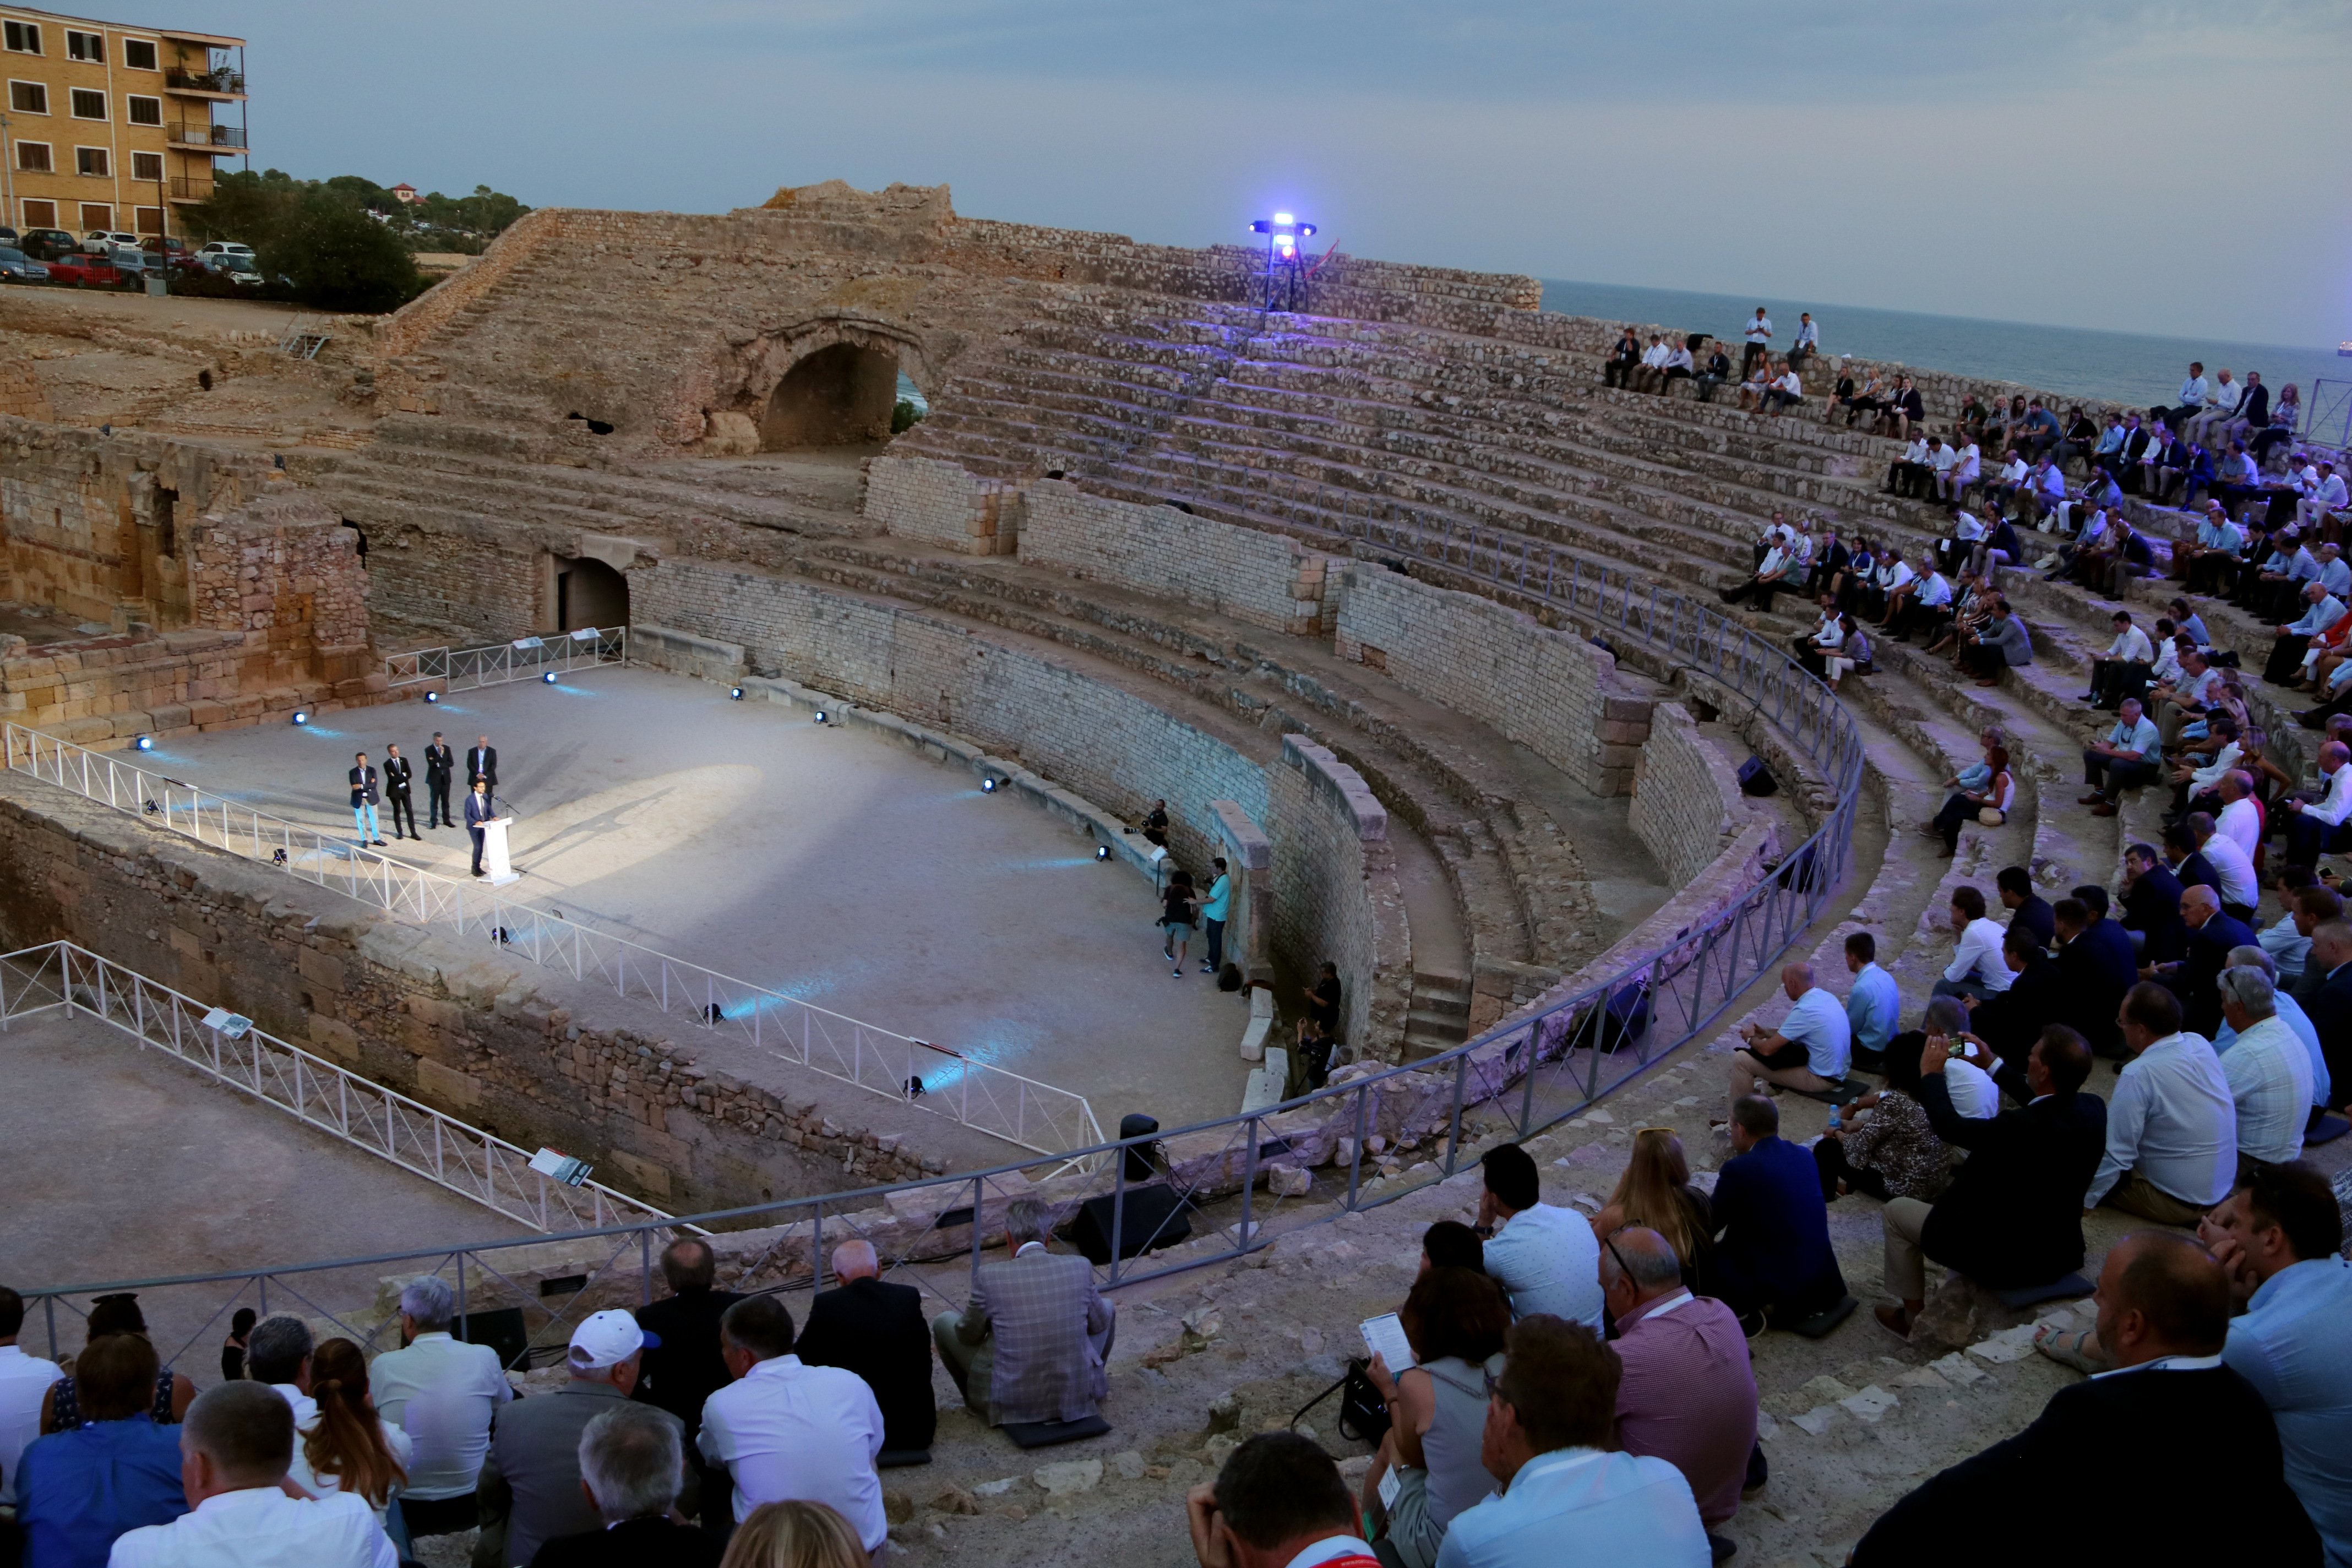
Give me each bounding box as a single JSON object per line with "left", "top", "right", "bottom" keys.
{"left": 2300, "top": 960, "right": 2352, "bottom": 1112}
{"left": 2175, "top": 851, "right": 2219, "bottom": 896}
{"left": 2005, "top": 895, "right": 2055, "bottom": 950}
{"left": 1853, "top": 1364, "right": 2320, "bottom": 1565}
{"left": 2172, "top": 910, "right": 2259, "bottom": 1037}
{"left": 464, "top": 787, "right": 498, "bottom": 830}
{"left": 424, "top": 743, "right": 455, "bottom": 780}
{"left": 530, "top": 1516, "right": 723, "bottom": 1568}
{"left": 467, "top": 744, "right": 499, "bottom": 789}
{"left": 347, "top": 764, "right": 378, "bottom": 807}
{"left": 382, "top": 755, "right": 413, "bottom": 798}
{"left": 1916, "top": 1070, "right": 2105, "bottom": 1287}
{"left": 2122, "top": 865, "right": 2186, "bottom": 964}
{"left": 633, "top": 1286, "right": 743, "bottom": 1444}
{"left": 1894, "top": 388, "right": 1925, "bottom": 421}
{"left": 1968, "top": 950, "right": 2062, "bottom": 1059}
{"left": 2241, "top": 383, "right": 2271, "bottom": 427}
{"left": 482, "top": 1382, "right": 696, "bottom": 1568}
{"left": 2055, "top": 925, "right": 2133, "bottom": 1055}
{"left": 794, "top": 1276, "right": 939, "bottom": 1453}
{"left": 2119, "top": 425, "right": 2152, "bottom": 463}
{"left": 1703, "top": 1135, "right": 1844, "bottom": 1321}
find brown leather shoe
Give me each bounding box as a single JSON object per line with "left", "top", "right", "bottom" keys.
{"left": 1874, "top": 1304, "right": 1915, "bottom": 1340}
{"left": 2077, "top": 793, "right": 2105, "bottom": 805}
{"left": 2091, "top": 802, "right": 2119, "bottom": 817}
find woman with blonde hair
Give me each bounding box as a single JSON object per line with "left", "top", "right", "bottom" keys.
{"left": 720, "top": 1499, "right": 872, "bottom": 1568}
{"left": 1590, "top": 1127, "right": 1713, "bottom": 1286}
{"left": 290, "top": 1337, "right": 411, "bottom": 1534}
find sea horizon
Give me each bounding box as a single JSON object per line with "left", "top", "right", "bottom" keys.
{"left": 1538, "top": 277, "right": 2348, "bottom": 429}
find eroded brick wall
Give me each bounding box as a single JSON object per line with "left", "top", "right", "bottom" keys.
{"left": 1266, "top": 735, "right": 1409, "bottom": 1062}
{"left": 1019, "top": 480, "right": 1331, "bottom": 635}
{"left": 863, "top": 454, "right": 1020, "bottom": 556}
{"left": 1629, "top": 702, "right": 1751, "bottom": 888}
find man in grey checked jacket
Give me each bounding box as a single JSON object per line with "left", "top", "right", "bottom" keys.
{"left": 932, "top": 1197, "right": 1117, "bottom": 1426}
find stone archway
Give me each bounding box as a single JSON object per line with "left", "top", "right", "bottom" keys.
{"left": 760, "top": 340, "right": 900, "bottom": 450}
{"left": 693, "top": 315, "right": 935, "bottom": 456}
{"left": 552, "top": 554, "right": 629, "bottom": 631}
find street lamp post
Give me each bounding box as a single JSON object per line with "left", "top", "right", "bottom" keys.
{"left": 1249, "top": 213, "right": 1315, "bottom": 313}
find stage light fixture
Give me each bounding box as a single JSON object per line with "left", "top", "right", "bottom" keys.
{"left": 291, "top": 710, "right": 309, "bottom": 726}
{"left": 814, "top": 709, "right": 829, "bottom": 725}
{"left": 542, "top": 671, "right": 558, "bottom": 685}
{"left": 729, "top": 687, "right": 744, "bottom": 700}
{"left": 1249, "top": 212, "right": 1317, "bottom": 310}
{"left": 423, "top": 690, "right": 440, "bottom": 704}
{"left": 1096, "top": 845, "right": 1111, "bottom": 862}
{"left": 982, "top": 776, "right": 999, "bottom": 793}
{"left": 134, "top": 734, "right": 153, "bottom": 752}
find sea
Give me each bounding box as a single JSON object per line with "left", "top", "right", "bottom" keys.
{"left": 1538, "top": 278, "right": 2349, "bottom": 439}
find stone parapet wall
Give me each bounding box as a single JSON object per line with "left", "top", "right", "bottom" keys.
{"left": 1629, "top": 702, "right": 1755, "bottom": 888}
{"left": 1017, "top": 480, "right": 1331, "bottom": 635}
{"left": 0, "top": 357, "right": 53, "bottom": 422}
{"left": 864, "top": 454, "right": 1020, "bottom": 556}
{"left": 1267, "top": 736, "right": 1409, "bottom": 1062}
{"left": 377, "top": 206, "right": 566, "bottom": 363}
{"left": 1332, "top": 563, "right": 1650, "bottom": 797}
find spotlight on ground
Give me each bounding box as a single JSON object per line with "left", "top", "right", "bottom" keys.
{"left": 1096, "top": 845, "right": 1111, "bottom": 862}
{"left": 542, "top": 671, "right": 558, "bottom": 685}
{"left": 729, "top": 687, "right": 744, "bottom": 700}
{"left": 133, "top": 734, "right": 153, "bottom": 752}
{"left": 813, "top": 709, "right": 829, "bottom": 725}
{"left": 423, "top": 690, "right": 439, "bottom": 704}
{"left": 290, "top": 710, "right": 308, "bottom": 726}
{"left": 982, "top": 776, "right": 999, "bottom": 793}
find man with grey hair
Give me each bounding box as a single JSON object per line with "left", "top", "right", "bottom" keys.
{"left": 2215, "top": 965, "right": 2315, "bottom": 1172}
{"left": 796, "top": 1238, "right": 938, "bottom": 1457}
{"left": 2215, "top": 945, "right": 2332, "bottom": 1119}
{"left": 1726, "top": 961, "right": 1852, "bottom": 1122}
{"left": 108, "top": 1381, "right": 394, "bottom": 1567}
{"left": 368, "top": 1273, "right": 513, "bottom": 1542}
{"left": 933, "top": 1197, "right": 1115, "bottom": 1431}
{"left": 244, "top": 1315, "right": 317, "bottom": 1431}
{"left": 529, "top": 1404, "right": 720, "bottom": 1567}
{"left": 1599, "top": 1227, "right": 1757, "bottom": 1550}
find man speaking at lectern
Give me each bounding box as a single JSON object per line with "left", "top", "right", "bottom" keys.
{"left": 465, "top": 777, "right": 497, "bottom": 878}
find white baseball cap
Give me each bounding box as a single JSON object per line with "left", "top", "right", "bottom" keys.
{"left": 567, "top": 1309, "right": 658, "bottom": 1371}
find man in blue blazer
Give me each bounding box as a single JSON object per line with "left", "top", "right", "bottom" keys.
{"left": 1704, "top": 1095, "right": 1845, "bottom": 1334}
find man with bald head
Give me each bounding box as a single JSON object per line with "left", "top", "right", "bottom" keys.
{"left": 1727, "top": 961, "right": 1852, "bottom": 1120}
{"left": 1854, "top": 1232, "right": 2322, "bottom": 1562}
{"left": 1600, "top": 1228, "right": 1757, "bottom": 1551}
{"left": 2283, "top": 740, "right": 2352, "bottom": 868}
{"left": 2148, "top": 883, "right": 2259, "bottom": 1038}
{"left": 793, "top": 1239, "right": 938, "bottom": 1459}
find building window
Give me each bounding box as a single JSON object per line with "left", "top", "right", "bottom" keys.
{"left": 132, "top": 205, "right": 162, "bottom": 235}
{"left": 69, "top": 88, "right": 105, "bottom": 119}
{"left": 65, "top": 29, "right": 104, "bottom": 62}
{"left": 16, "top": 141, "right": 51, "bottom": 173}
{"left": 3, "top": 20, "right": 40, "bottom": 55}
{"left": 8, "top": 80, "right": 48, "bottom": 114}
{"left": 126, "top": 94, "right": 161, "bottom": 126}
{"left": 76, "top": 146, "right": 108, "bottom": 177}
{"left": 130, "top": 150, "right": 162, "bottom": 181}
{"left": 123, "top": 39, "right": 157, "bottom": 70}
{"left": 78, "top": 203, "right": 111, "bottom": 231}
{"left": 21, "top": 199, "right": 56, "bottom": 228}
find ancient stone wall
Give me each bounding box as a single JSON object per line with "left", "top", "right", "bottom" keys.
{"left": 1332, "top": 563, "right": 1651, "bottom": 797}
{"left": 1017, "top": 480, "right": 1332, "bottom": 636}
{"left": 1266, "top": 736, "right": 1409, "bottom": 1061}
{"left": 376, "top": 206, "right": 566, "bottom": 363}
{"left": 0, "top": 775, "right": 933, "bottom": 1211}
{"left": 1629, "top": 702, "right": 1752, "bottom": 889}
{"left": 863, "top": 454, "right": 1020, "bottom": 556}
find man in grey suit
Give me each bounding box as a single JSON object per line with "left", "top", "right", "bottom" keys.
{"left": 932, "top": 1197, "right": 1116, "bottom": 1427}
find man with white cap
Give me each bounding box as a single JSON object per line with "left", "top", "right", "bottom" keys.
{"left": 476, "top": 1309, "right": 694, "bottom": 1568}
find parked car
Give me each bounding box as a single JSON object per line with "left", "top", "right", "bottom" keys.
{"left": 203, "top": 251, "right": 262, "bottom": 286}
{"left": 143, "top": 235, "right": 206, "bottom": 274}
{"left": 0, "top": 226, "right": 18, "bottom": 248}
{"left": 196, "top": 240, "right": 254, "bottom": 262}
{"left": 109, "top": 246, "right": 150, "bottom": 276}
{"left": 0, "top": 247, "right": 49, "bottom": 283}
{"left": 81, "top": 229, "right": 141, "bottom": 254}
{"left": 45, "top": 254, "right": 128, "bottom": 288}
{"left": 21, "top": 229, "right": 78, "bottom": 261}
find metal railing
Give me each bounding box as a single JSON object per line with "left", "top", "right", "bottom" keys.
{"left": 2305, "top": 378, "right": 2351, "bottom": 462}
{"left": 0, "top": 941, "right": 669, "bottom": 1235}
{"left": 164, "top": 66, "right": 244, "bottom": 94}
{"left": 167, "top": 176, "right": 213, "bottom": 201}
{"left": 10, "top": 483, "right": 1868, "bottom": 1369}
{"left": 167, "top": 122, "right": 246, "bottom": 148}
{"left": 0, "top": 722, "right": 1105, "bottom": 1161}
{"left": 385, "top": 627, "right": 629, "bottom": 694}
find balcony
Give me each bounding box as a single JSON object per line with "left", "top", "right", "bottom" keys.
{"left": 164, "top": 67, "right": 245, "bottom": 98}
{"left": 167, "top": 176, "right": 213, "bottom": 203}
{"left": 167, "top": 122, "right": 248, "bottom": 153}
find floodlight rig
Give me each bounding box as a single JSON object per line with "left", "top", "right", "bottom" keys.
{"left": 1250, "top": 213, "right": 1316, "bottom": 313}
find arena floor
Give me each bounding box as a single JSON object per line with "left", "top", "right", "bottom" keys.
{"left": 140, "top": 664, "right": 1256, "bottom": 1137}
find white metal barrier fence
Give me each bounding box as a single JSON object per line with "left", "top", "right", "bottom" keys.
{"left": 385, "top": 627, "right": 629, "bottom": 693}
{"left": 0, "top": 723, "right": 1104, "bottom": 1161}
{"left": 0, "top": 940, "right": 673, "bottom": 1234}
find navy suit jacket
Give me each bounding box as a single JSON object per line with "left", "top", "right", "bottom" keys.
{"left": 1706, "top": 1135, "right": 1844, "bottom": 1318}
{"left": 1917, "top": 1074, "right": 2105, "bottom": 1287}
{"left": 2174, "top": 911, "right": 2258, "bottom": 1037}
{"left": 2122, "top": 866, "right": 2186, "bottom": 964}
{"left": 2006, "top": 895, "right": 2055, "bottom": 950}
{"left": 2057, "top": 924, "right": 2136, "bottom": 1053}
{"left": 2302, "top": 961, "right": 2352, "bottom": 1112}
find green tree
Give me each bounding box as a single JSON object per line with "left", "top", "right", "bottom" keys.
{"left": 181, "top": 167, "right": 300, "bottom": 246}
{"left": 256, "top": 188, "right": 421, "bottom": 313}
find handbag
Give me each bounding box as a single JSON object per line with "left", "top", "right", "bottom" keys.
{"left": 1291, "top": 1356, "right": 1392, "bottom": 1445}
{"left": 1977, "top": 807, "right": 2006, "bottom": 827}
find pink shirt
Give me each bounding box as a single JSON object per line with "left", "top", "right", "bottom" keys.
{"left": 1610, "top": 1289, "right": 1759, "bottom": 1527}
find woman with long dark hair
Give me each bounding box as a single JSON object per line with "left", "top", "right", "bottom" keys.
{"left": 220, "top": 1307, "right": 256, "bottom": 1383}
{"left": 290, "top": 1337, "right": 411, "bottom": 1534}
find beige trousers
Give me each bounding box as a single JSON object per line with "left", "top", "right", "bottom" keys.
{"left": 1882, "top": 1196, "right": 1934, "bottom": 1303}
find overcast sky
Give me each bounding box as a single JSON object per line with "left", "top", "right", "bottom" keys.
{"left": 154, "top": 1, "right": 2352, "bottom": 346}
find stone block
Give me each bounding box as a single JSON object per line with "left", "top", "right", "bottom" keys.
{"left": 415, "top": 1056, "right": 482, "bottom": 1109}
{"left": 296, "top": 946, "right": 347, "bottom": 993}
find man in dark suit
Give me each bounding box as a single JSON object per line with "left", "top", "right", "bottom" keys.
{"left": 467, "top": 733, "right": 499, "bottom": 806}
{"left": 1874, "top": 1026, "right": 2105, "bottom": 1338}
{"left": 932, "top": 1198, "right": 1115, "bottom": 1427}
{"left": 347, "top": 750, "right": 384, "bottom": 848}
{"left": 1702, "top": 1095, "right": 1845, "bottom": 1334}
{"left": 633, "top": 1237, "right": 741, "bottom": 1526}
{"left": 2150, "top": 885, "right": 2258, "bottom": 1038}
{"left": 2119, "top": 842, "right": 2186, "bottom": 965}
{"left": 381, "top": 743, "right": 416, "bottom": 841}
{"left": 1854, "top": 1232, "right": 2321, "bottom": 1564}
{"left": 1963, "top": 926, "right": 2062, "bottom": 1059}
{"left": 2052, "top": 896, "right": 2132, "bottom": 1057}
{"left": 794, "top": 1239, "right": 937, "bottom": 1457}
{"left": 530, "top": 1404, "right": 722, "bottom": 1567}
{"left": 464, "top": 778, "right": 497, "bottom": 877}
{"left": 2300, "top": 919, "right": 2352, "bottom": 1115}
{"left": 423, "top": 731, "right": 455, "bottom": 829}
{"left": 1995, "top": 866, "right": 2053, "bottom": 949}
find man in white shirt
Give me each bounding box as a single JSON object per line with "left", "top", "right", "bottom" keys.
{"left": 246, "top": 1315, "right": 319, "bottom": 1431}
{"left": 1477, "top": 1143, "right": 1605, "bottom": 1330}
{"left": 0, "top": 1286, "right": 62, "bottom": 1506}
{"left": 367, "top": 1275, "right": 514, "bottom": 1541}
{"left": 2214, "top": 772, "right": 2262, "bottom": 861}
{"left": 2267, "top": 580, "right": 2346, "bottom": 687}
{"left": 2299, "top": 461, "right": 2348, "bottom": 531}
{"left": 2283, "top": 740, "right": 2352, "bottom": 869}
{"left": 1892, "top": 558, "right": 1953, "bottom": 642}
{"left": 1729, "top": 960, "right": 1852, "bottom": 1117}
{"left": 2167, "top": 362, "right": 2210, "bottom": 431}
{"left": 1939, "top": 439, "right": 1981, "bottom": 502}
{"left": 109, "top": 1382, "right": 394, "bottom": 1568}
{"left": 2084, "top": 611, "right": 2155, "bottom": 708}
{"left": 2186, "top": 369, "right": 2241, "bottom": 448}
{"left": 2190, "top": 810, "right": 2260, "bottom": 922}
{"left": 2086, "top": 982, "right": 2237, "bottom": 1224}
{"left": 699, "top": 1294, "right": 887, "bottom": 1553}
{"left": 1659, "top": 339, "right": 1694, "bottom": 391}
{"left": 1634, "top": 334, "right": 1670, "bottom": 393}
{"left": 1890, "top": 433, "right": 1933, "bottom": 498}
{"left": 1933, "top": 886, "right": 2015, "bottom": 1001}
{"left": 1762, "top": 364, "right": 1803, "bottom": 415}
{"left": 1740, "top": 308, "right": 1772, "bottom": 379}
{"left": 2213, "top": 967, "right": 2312, "bottom": 1168}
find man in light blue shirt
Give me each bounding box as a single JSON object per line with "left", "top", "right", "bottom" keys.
{"left": 2083, "top": 698, "right": 2162, "bottom": 810}
{"left": 1199, "top": 856, "right": 1233, "bottom": 976}
{"left": 2086, "top": 983, "right": 2237, "bottom": 1224}
{"left": 2168, "top": 362, "right": 2209, "bottom": 429}
{"left": 2207, "top": 1163, "right": 2352, "bottom": 1568}
{"left": 1478, "top": 1145, "right": 1604, "bottom": 1331}
{"left": 2212, "top": 946, "right": 2331, "bottom": 1110}
{"left": 1729, "top": 961, "right": 1852, "bottom": 1119}
{"left": 1436, "top": 1317, "right": 1709, "bottom": 1568}
{"left": 1842, "top": 932, "right": 1901, "bottom": 1070}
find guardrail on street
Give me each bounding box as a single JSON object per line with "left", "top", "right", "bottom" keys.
{"left": 385, "top": 627, "right": 629, "bottom": 694}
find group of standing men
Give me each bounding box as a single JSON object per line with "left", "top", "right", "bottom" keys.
{"left": 344, "top": 734, "right": 509, "bottom": 876}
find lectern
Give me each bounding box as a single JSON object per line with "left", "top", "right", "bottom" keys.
{"left": 480, "top": 816, "right": 519, "bottom": 886}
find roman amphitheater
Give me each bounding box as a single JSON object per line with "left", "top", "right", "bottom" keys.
{"left": 1, "top": 181, "right": 2342, "bottom": 1565}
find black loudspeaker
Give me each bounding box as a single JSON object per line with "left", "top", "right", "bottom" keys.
{"left": 1737, "top": 755, "right": 1778, "bottom": 797}
{"left": 456, "top": 1306, "right": 531, "bottom": 1371}
{"left": 1069, "top": 1185, "right": 1193, "bottom": 1265}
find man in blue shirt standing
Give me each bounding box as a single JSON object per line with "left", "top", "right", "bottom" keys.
{"left": 16, "top": 1334, "right": 188, "bottom": 1567}
{"left": 1199, "top": 856, "right": 1233, "bottom": 976}
{"left": 1842, "top": 932, "right": 1901, "bottom": 1074}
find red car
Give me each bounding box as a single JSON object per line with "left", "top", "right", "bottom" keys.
{"left": 45, "top": 255, "right": 128, "bottom": 288}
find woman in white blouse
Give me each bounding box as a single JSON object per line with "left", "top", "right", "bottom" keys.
{"left": 291, "top": 1338, "right": 412, "bottom": 1539}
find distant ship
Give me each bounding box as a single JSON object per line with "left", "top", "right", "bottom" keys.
{"left": 2341, "top": 341, "right": 2352, "bottom": 357}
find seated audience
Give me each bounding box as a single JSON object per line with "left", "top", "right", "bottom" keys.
{"left": 107, "top": 1381, "right": 395, "bottom": 1568}
{"left": 2282, "top": 741, "right": 2352, "bottom": 868}
{"left": 1475, "top": 1144, "right": 1604, "bottom": 1330}
{"left": 1600, "top": 1228, "right": 1756, "bottom": 1555}
{"left": 1842, "top": 932, "right": 1900, "bottom": 1072}
{"left": 698, "top": 1296, "right": 884, "bottom": 1555}
{"left": 2052, "top": 895, "right": 2132, "bottom": 1057}
{"left": 1726, "top": 961, "right": 1852, "bottom": 1119}
{"left": 933, "top": 1197, "right": 1116, "bottom": 1425}
{"left": 1420, "top": 1220, "right": 1487, "bottom": 1275}
{"left": 1705, "top": 1096, "right": 1847, "bottom": 1333}
{"left": 481, "top": 1310, "right": 692, "bottom": 1568}
{"left": 2084, "top": 983, "right": 2238, "bottom": 1224}
{"left": 2307, "top": 920, "right": 2352, "bottom": 1111}
{"left": 1812, "top": 1035, "right": 1950, "bottom": 1206}
{"left": 1926, "top": 748, "right": 2012, "bottom": 859}
{"left": 0, "top": 1284, "right": 63, "bottom": 1506}
{"left": 2208, "top": 1162, "right": 2352, "bottom": 1566}
{"left": 1854, "top": 1233, "right": 2321, "bottom": 1564}
{"left": 288, "top": 1338, "right": 410, "bottom": 1539}
{"left": 1995, "top": 865, "right": 2054, "bottom": 948}
{"left": 367, "top": 1275, "right": 513, "bottom": 1544}
{"left": 1964, "top": 925, "right": 2065, "bottom": 1060}
{"left": 245, "top": 1314, "right": 315, "bottom": 1432}
{"left": 41, "top": 1293, "right": 192, "bottom": 1433}
{"left": 220, "top": 1309, "right": 254, "bottom": 1386}
{"left": 1931, "top": 886, "right": 2013, "bottom": 1001}
{"left": 529, "top": 1404, "right": 722, "bottom": 1567}
{"left": 632, "top": 1238, "right": 742, "bottom": 1458}
{"left": 792, "top": 1239, "right": 937, "bottom": 1457}
{"left": 1875, "top": 1026, "right": 2103, "bottom": 1338}
{"left": 2213, "top": 965, "right": 2314, "bottom": 1170}
{"left": 15, "top": 1333, "right": 188, "bottom": 1567}
{"left": 2215, "top": 946, "right": 2333, "bottom": 1117}
{"left": 1187, "top": 1433, "right": 1378, "bottom": 1568}
{"left": 1434, "top": 1317, "right": 1710, "bottom": 1568}
{"left": 2118, "top": 841, "right": 2187, "bottom": 961}
{"left": 1359, "top": 1267, "right": 1511, "bottom": 1568}
{"left": 2149, "top": 884, "right": 2258, "bottom": 1038}
{"left": 1589, "top": 1129, "right": 1712, "bottom": 1288}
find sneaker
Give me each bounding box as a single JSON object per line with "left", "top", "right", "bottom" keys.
{"left": 1200, "top": 962, "right": 1216, "bottom": 973}
{"left": 1172, "top": 966, "right": 1184, "bottom": 978}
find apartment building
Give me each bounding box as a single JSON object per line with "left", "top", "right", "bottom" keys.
{"left": 0, "top": 5, "right": 245, "bottom": 237}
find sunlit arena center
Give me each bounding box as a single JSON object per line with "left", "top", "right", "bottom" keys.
{"left": 1, "top": 57, "right": 2348, "bottom": 1567}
